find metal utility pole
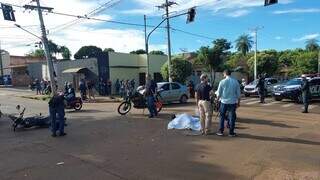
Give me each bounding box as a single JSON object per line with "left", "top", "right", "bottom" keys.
{"left": 318, "top": 50, "right": 320, "bottom": 76}
{"left": 0, "top": 41, "right": 3, "bottom": 78}
{"left": 25, "top": 0, "right": 57, "bottom": 94}
{"left": 157, "top": 0, "right": 176, "bottom": 82}
{"left": 250, "top": 26, "right": 263, "bottom": 81}
{"left": 144, "top": 15, "right": 150, "bottom": 74}
{"left": 165, "top": 0, "right": 173, "bottom": 82}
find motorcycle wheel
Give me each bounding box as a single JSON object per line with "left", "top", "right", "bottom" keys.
{"left": 118, "top": 102, "right": 132, "bottom": 115}
{"left": 74, "top": 102, "right": 82, "bottom": 111}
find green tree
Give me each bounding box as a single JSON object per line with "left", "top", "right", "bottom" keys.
{"left": 289, "top": 51, "right": 318, "bottom": 76}
{"left": 247, "top": 50, "right": 279, "bottom": 76}
{"left": 161, "top": 57, "right": 193, "bottom": 84}
{"left": 103, "top": 48, "right": 115, "bottom": 52}
{"left": 305, "top": 39, "right": 319, "bottom": 51}
{"left": 74, "top": 46, "right": 103, "bottom": 59}
{"left": 59, "top": 46, "right": 71, "bottom": 60}
{"left": 26, "top": 49, "right": 45, "bottom": 58}
{"left": 48, "top": 40, "right": 59, "bottom": 57}
{"left": 150, "top": 50, "right": 165, "bottom": 55}
{"left": 235, "top": 34, "right": 253, "bottom": 56}
{"left": 130, "top": 49, "right": 146, "bottom": 54}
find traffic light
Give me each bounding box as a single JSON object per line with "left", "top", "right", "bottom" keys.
{"left": 264, "top": 0, "right": 278, "bottom": 6}
{"left": 1, "top": 4, "right": 16, "bottom": 21}
{"left": 187, "top": 7, "right": 196, "bottom": 23}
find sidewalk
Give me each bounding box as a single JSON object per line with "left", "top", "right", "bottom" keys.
{"left": 0, "top": 87, "right": 122, "bottom": 103}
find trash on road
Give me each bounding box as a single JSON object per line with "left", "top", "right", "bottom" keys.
{"left": 167, "top": 113, "right": 201, "bottom": 131}
{"left": 56, "top": 162, "right": 65, "bottom": 165}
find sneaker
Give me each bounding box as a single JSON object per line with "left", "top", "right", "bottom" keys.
{"left": 216, "top": 132, "right": 224, "bottom": 136}
{"left": 302, "top": 111, "right": 308, "bottom": 113}
{"left": 228, "top": 133, "right": 237, "bottom": 137}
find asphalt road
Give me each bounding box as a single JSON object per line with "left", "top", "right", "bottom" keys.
{"left": 0, "top": 88, "right": 319, "bottom": 180}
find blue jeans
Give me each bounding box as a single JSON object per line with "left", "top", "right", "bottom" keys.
{"left": 219, "top": 103, "right": 237, "bottom": 134}
{"left": 49, "top": 106, "right": 65, "bottom": 135}
{"left": 146, "top": 96, "right": 157, "bottom": 117}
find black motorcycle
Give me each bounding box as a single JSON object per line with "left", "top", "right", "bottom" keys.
{"left": 8, "top": 105, "right": 66, "bottom": 131}
{"left": 118, "top": 91, "right": 163, "bottom": 115}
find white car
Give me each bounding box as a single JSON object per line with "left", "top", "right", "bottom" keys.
{"left": 157, "top": 82, "right": 189, "bottom": 104}
{"left": 244, "top": 78, "right": 278, "bottom": 97}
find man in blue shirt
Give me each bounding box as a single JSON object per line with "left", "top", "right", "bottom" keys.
{"left": 145, "top": 74, "right": 157, "bottom": 118}
{"left": 216, "top": 69, "right": 241, "bottom": 137}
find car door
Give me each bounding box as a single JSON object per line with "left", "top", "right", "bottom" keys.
{"left": 309, "top": 78, "right": 320, "bottom": 98}
{"left": 170, "top": 83, "right": 182, "bottom": 102}
{"left": 159, "top": 83, "right": 171, "bottom": 102}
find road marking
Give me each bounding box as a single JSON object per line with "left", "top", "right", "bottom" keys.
{"left": 282, "top": 103, "right": 294, "bottom": 108}
{"left": 241, "top": 98, "right": 258, "bottom": 103}
{"left": 309, "top": 105, "right": 318, "bottom": 110}
{"left": 245, "top": 100, "right": 260, "bottom": 105}
{"left": 262, "top": 101, "right": 281, "bottom": 106}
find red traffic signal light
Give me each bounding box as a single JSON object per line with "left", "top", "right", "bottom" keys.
{"left": 1, "top": 4, "right": 16, "bottom": 21}
{"left": 264, "top": 0, "right": 278, "bottom": 6}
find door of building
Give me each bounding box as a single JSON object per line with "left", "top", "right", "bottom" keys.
{"left": 139, "top": 72, "right": 146, "bottom": 85}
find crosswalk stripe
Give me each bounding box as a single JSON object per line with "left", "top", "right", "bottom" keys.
{"left": 245, "top": 100, "right": 260, "bottom": 105}
{"left": 262, "top": 101, "right": 281, "bottom": 106}
{"left": 282, "top": 103, "right": 294, "bottom": 108}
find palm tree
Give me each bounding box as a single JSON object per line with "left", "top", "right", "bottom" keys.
{"left": 59, "top": 46, "right": 71, "bottom": 60}
{"left": 305, "top": 39, "right": 319, "bottom": 51}
{"left": 235, "top": 34, "right": 253, "bottom": 56}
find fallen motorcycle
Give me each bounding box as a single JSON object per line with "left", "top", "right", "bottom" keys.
{"left": 8, "top": 105, "right": 66, "bottom": 131}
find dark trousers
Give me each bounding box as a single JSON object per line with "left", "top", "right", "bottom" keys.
{"left": 219, "top": 103, "right": 237, "bottom": 134}
{"left": 302, "top": 94, "right": 309, "bottom": 112}
{"left": 258, "top": 90, "right": 265, "bottom": 103}
{"left": 147, "top": 96, "right": 157, "bottom": 117}
{"left": 49, "top": 106, "right": 65, "bottom": 135}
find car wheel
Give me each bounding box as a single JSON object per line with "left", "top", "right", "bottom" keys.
{"left": 274, "top": 97, "right": 283, "bottom": 101}
{"left": 244, "top": 93, "right": 250, "bottom": 97}
{"left": 179, "top": 95, "right": 188, "bottom": 104}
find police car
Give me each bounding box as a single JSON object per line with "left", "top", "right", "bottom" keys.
{"left": 272, "top": 77, "right": 320, "bottom": 103}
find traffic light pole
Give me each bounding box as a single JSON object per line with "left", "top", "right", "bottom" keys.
{"left": 34, "top": 0, "right": 57, "bottom": 94}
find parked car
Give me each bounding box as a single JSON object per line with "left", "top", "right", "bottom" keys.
{"left": 244, "top": 78, "right": 278, "bottom": 97}
{"left": 272, "top": 77, "right": 320, "bottom": 103}
{"left": 157, "top": 82, "right": 189, "bottom": 104}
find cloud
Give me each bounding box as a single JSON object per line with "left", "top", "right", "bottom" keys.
{"left": 292, "top": 33, "right": 320, "bottom": 42}
{"left": 226, "top": 10, "right": 250, "bottom": 17}
{"left": 0, "top": 0, "right": 165, "bottom": 56}
{"left": 275, "top": 36, "right": 283, "bottom": 40}
{"left": 273, "top": 8, "right": 320, "bottom": 14}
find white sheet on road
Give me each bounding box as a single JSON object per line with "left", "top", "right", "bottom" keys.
{"left": 167, "top": 113, "right": 201, "bottom": 131}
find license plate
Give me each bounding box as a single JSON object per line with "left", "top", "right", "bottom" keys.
{"left": 274, "top": 93, "right": 280, "bottom": 96}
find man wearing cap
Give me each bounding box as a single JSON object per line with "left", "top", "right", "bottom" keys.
{"left": 301, "top": 75, "right": 311, "bottom": 113}
{"left": 195, "top": 74, "right": 213, "bottom": 135}
{"left": 216, "top": 69, "right": 241, "bottom": 137}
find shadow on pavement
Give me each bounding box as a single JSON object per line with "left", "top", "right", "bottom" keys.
{"left": 238, "top": 133, "right": 320, "bottom": 146}
{"left": 238, "top": 117, "right": 299, "bottom": 129}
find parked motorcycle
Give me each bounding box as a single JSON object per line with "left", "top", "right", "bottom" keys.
{"left": 64, "top": 97, "right": 83, "bottom": 111}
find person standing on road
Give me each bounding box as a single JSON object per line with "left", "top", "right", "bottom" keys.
{"left": 79, "top": 79, "right": 87, "bottom": 100}
{"left": 48, "top": 92, "right": 66, "bottom": 137}
{"left": 87, "top": 80, "right": 96, "bottom": 102}
{"left": 115, "top": 79, "right": 120, "bottom": 95}
{"left": 35, "top": 79, "right": 41, "bottom": 95}
{"left": 145, "top": 74, "right": 157, "bottom": 118}
{"left": 195, "top": 74, "right": 213, "bottom": 135}
{"left": 256, "top": 74, "right": 266, "bottom": 103}
{"left": 301, "top": 75, "right": 311, "bottom": 113}
{"left": 216, "top": 69, "right": 241, "bottom": 137}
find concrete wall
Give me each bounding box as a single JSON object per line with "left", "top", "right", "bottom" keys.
{"left": 54, "top": 58, "right": 98, "bottom": 90}
{"left": 1, "top": 51, "right": 11, "bottom": 75}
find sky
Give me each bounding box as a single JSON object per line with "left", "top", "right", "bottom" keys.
{"left": 0, "top": 0, "right": 319, "bottom": 57}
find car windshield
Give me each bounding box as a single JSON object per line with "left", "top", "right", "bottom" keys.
{"left": 249, "top": 80, "right": 258, "bottom": 85}
{"left": 285, "top": 79, "right": 302, "bottom": 86}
